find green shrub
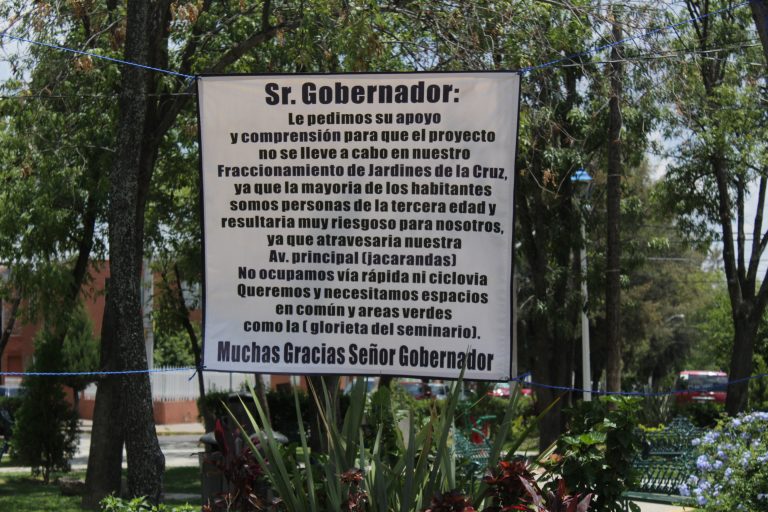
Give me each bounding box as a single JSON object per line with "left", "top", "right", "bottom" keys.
{"left": 0, "top": 395, "right": 23, "bottom": 417}
{"left": 638, "top": 392, "right": 674, "bottom": 428}
{"left": 198, "top": 387, "right": 325, "bottom": 443}
{"left": 675, "top": 401, "right": 724, "bottom": 428}
{"left": 364, "top": 385, "right": 400, "bottom": 464}
{"left": 11, "top": 330, "right": 78, "bottom": 483}
{"left": 153, "top": 330, "right": 195, "bottom": 368}
{"left": 100, "top": 495, "right": 196, "bottom": 511}
{"left": 544, "top": 396, "right": 642, "bottom": 512}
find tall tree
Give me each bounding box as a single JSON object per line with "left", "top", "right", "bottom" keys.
{"left": 103, "top": 0, "right": 166, "bottom": 500}
{"left": 86, "top": 0, "right": 301, "bottom": 502}
{"left": 395, "top": 0, "right": 662, "bottom": 445}
{"left": 660, "top": 0, "right": 768, "bottom": 414}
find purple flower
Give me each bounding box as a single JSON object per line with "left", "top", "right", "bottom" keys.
{"left": 697, "top": 455, "right": 712, "bottom": 471}
{"left": 740, "top": 453, "right": 750, "bottom": 468}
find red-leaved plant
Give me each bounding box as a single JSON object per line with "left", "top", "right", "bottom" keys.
{"left": 481, "top": 459, "right": 592, "bottom": 512}
{"left": 422, "top": 490, "right": 477, "bottom": 512}
{"left": 340, "top": 468, "right": 368, "bottom": 512}
{"left": 537, "top": 479, "right": 592, "bottom": 512}
{"left": 202, "top": 418, "right": 269, "bottom": 512}
{"left": 482, "top": 459, "right": 538, "bottom": 507}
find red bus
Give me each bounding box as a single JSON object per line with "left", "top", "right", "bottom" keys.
{"left": 674, "top": 370, "right": 728, "bottom": 405}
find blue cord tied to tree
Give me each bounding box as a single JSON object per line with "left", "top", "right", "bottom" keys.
{"left": 0, "top": 31, "right": 196, "bottom": 80}
{"left": 0, "top": 367, "right": 764, "bottom": 398}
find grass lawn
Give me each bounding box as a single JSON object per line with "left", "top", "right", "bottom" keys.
{"left": 0, "top": 467, "right": 201, "bottom": 511}
{"left": 164, "top": 466, "right": 201, "bottom": 503}
{"left": 514, "top": 434, "right": 540, "bottom": 454}
{"left": 0, "top": 472, "right": 83, "bottom": 512}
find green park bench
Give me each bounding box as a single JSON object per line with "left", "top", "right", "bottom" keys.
{"left": 453, "top": 428, "right": 492, "bottom": 471}
{"left": 452, "top": 413, "right": 496, "bottom": 475}
{"left": 623, "top": 416, "right": 701, "bottom": 504}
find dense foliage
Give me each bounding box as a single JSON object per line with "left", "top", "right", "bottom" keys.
{"left": 543, "top": 397, "right": 641, "bottom": 512}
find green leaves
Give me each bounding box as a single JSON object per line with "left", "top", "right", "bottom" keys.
{"left": 229, "top": 376, "right": 534, "bottom": 512}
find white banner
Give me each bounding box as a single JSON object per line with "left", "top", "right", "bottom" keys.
{"left": 198, "top": 73, "right": 519, "bottom": 380}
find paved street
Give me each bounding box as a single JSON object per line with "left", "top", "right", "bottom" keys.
{"left": 70, "top": 433, "right": 202, "bottom": 470}
{"left": 70, "top": 420, "right": 204, "bottom": 470}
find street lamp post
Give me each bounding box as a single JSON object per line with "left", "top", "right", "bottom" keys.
{"left": 572, "top": 168, "right": 593, "bottom": 401}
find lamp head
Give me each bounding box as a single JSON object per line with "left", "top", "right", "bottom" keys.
{"left": 571, "top": 168, "right": 593, "bottom": 198}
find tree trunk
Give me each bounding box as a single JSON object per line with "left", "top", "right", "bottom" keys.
{"left": 711, "top": 148, "right": 758, "bottom": 415}
{"left": 308, "top": 375, "right": 340, "bottom": 453}
{"left": 517, "top": 166, "right": 576, "bottom": 450}
{"left": 726, "top": 311, "right": 759, "bottom": 415}
{"left": 252, "top": 374, "right": 271, "bottom": 426}
{"left": 529, "top": 313, "right": 568, "bottom": 451}
{"left": 113, "top": 0, "right": 165, "bottom": 500}
{"left": 86, "top": 0, "right": 165, "bottom": 504}
{"left": 170, "top": 264, "right": 210, "bottom": 428}
{"left": 83, "top": 294, "right": 124, "bottom": 508}
{"left": 750, "top": 0, "right": 768, "bottom": 67}
{"left": 605, "top": 10, "right": 623, "bottom": 393}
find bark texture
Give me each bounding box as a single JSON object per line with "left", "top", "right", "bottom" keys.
{"left": 84, "top": 0, "right": 165, "bottom": 505}
{"left": 750, "top": 0, "right": 768, "bottom": 67}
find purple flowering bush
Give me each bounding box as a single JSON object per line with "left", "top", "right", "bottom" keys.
{"left": 680, "top": 411, "right": 768, "bottom": 510}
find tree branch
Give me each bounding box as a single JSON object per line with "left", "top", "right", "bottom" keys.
{"left": 737, "top": 174, "right": 746, "bottom": 284}
{"left": 153, "top": 7, "right": 300, "bottom": 144}
{"left": 713, "top": 153, "right": 743, "bottom": 310}
{"left": 747, "top": 174, "right": 767, "bottom": 285}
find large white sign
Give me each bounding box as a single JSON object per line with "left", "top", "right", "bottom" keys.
{"left": 198, "top": 73, "right": 519, "bottom": 380}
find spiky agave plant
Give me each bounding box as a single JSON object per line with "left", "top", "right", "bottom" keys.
{"left": 227, "top": 377, "right": 558, "bottom": 512}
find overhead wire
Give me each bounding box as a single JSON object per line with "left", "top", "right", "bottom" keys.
{"left": 0, "top": 0, "right": 754, "bottom": 81}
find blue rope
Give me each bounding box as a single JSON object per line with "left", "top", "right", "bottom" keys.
{"left": 0, "top": 32, "right": 195, "bottom": 80}
{"left": 0, "top": 367, "right": 197, "bottom": 377}
{"left": 519, "top": 1, "right": 750, "bottom": 74}
{"left": 510, "top": 372, "right": 768, "bottom": 397}
{"left": 1, "top": 367, "right": 765, "bottom": 398}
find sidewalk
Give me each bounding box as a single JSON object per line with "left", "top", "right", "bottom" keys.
{"left": 635, "top": 503, "right": 693, "bottom": 512}
{"left": 78, "top": 419, "right": 205, "bottom": 435}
